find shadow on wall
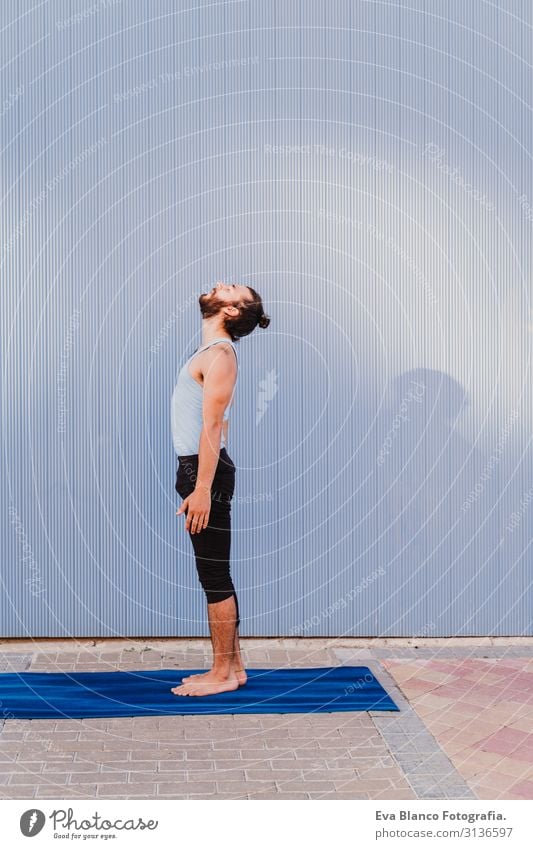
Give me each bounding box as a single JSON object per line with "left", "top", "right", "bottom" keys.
{"left": 357, "top": 368, "right": 510, "bottom": 632}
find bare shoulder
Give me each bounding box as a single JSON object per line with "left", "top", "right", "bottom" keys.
{"left": 200, "top": 343, "right": 237, "bottom": 377}
{"left": 203, "top": 342, "right": 237, "bottom": 363}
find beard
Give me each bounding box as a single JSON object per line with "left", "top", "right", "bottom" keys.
{"left": 198, "top": 289, "right": 223, "bottom": 320}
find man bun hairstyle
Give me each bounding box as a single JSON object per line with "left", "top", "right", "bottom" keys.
{"left": 223, "top": 285, "right": 271, "bottom": 341}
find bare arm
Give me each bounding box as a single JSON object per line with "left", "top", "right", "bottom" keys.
{"left": 196, "top": 344, "right": 237, "bottom": 490}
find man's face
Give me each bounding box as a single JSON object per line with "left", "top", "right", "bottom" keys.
{"left": 198, "top": 283, "right": 252, "bottom": 317}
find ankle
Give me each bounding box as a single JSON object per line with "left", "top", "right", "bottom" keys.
{"left": 212, "top": 663, "right": 232, "bottom": 679}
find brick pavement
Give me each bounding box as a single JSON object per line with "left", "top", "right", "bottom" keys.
{"left": 378, "top": 654, "right": 533, "bottom": 801}
{"left": 0, "top": 639, "right": 531, "bottom": 800}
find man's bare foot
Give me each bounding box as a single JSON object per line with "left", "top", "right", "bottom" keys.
{"left": 181, "top": 665, "right": 247, "bottom": 686}
{"left": 171, "top": 669, "right": 241, "bottom": 697}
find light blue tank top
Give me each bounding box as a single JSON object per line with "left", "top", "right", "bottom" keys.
{"left": 171, "top": 337, "right": 238, "bottom": 456}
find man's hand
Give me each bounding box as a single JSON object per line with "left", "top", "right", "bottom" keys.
{"left": 176, "top": 486, "right": 211, "bottom": 534}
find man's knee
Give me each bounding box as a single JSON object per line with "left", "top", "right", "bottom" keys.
{"left": 205, "top": 588, "right": 235, "bottom": 605}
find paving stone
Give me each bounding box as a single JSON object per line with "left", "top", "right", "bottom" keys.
{"left": 98, "top": 783, "right": 158, "bottom": 797}
{"left": 214, "top": 739, "right": 269, "bottom": 749}
{"left": 186, "top": 770, "right": 242, "bottom": 783}
{"left": 132, "top": 760, "right": 175, "bottom": 772}
{"left": 211, "top": 765, "right": 247, "bottom": 778}
{"left": 234, "top": 749, "right": 273, "bottom": 760}
{"left": 279, "top": 758, "right": 325, "bottom": 770}
{"left": 355, "top": 766, "right": 406, "bottom": 780}
{"left": 0, "top": 654, "right": 32, "bottom": 673}
{"left": 372, "top": 789, "right": 417, "bottom": 799}
{"left": 325, "top": 745, "right": 384, "bottom": 758}
{"left": 68, "top": 771, "right": 128, "bottom": 784}
{"left": 217, "top": 779, "right": 277, "bottom": 793}
{"left": 264, "top": 792, "right": 311, "bottom": 799}
{"left": 273, "top": 780, "right": 338, "bottom": 792}
{"left": 0, "top": 759, "right": 42, "bottom": 772}
{"left": 0, "top": 786, "right": 37, "bottom": 798}
{"left": 35, "top": 788, "right": 98, "bottom": 799}
{"left": 2, "top": 639, "right": 530, "bottom": 800}
{"left": 417, "top": 790, "right": 460, "bottom": 799}
{"left": 99, "top": 760, "right": 146, "bottom": 771}
{"left": 151, "top": 745, "right": 189, "bottom": 756}
{"left": 176, "top": 759, "right": 215, "bottom": 772}
{"left": 301, "top": 768, "right": 357, "bottom": 782}
{"left": 43, "top": 762, "right": 96, "bottom": 773}
{"left": 11, "top": 772, "right": 67, "bottom": 786}
{"left": 439, "top": 784, "right": 478, "bottom": 796}
{"left": 146, "top": 770, "right": 192, "bottom": 783}
{"left": 310, "top": 747, "right": 355, "bottom": 759}
{"left": 157, "top": 781, "right": 216, "bottom": 796}
{"left": 246, "top": 768, "right": 288, "bottom": 781}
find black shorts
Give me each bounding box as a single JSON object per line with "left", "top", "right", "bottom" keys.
{"left": 175, "top": 447, "right": 240, "bottom": 627}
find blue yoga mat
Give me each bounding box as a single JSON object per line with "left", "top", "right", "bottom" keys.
{"left": 0, "top": 666, "right": 398, "bottom": 718}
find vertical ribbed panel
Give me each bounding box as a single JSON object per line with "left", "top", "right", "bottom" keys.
{"left": 1, "top": 1, "right": 531, "bottom": 636}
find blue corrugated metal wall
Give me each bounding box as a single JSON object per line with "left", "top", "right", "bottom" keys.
{"left": 1, "top": 0, "right": 532, "bottom": 637}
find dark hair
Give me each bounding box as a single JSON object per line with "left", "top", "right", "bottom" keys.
{"left": 223, "top": 286, "right": 270, "bottom": 341}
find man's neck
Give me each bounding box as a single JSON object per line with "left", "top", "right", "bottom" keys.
{"left": 201, "top": 323, "right": 233, "bottom": 347}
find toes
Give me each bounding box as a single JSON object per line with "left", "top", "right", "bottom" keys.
{"left": 181, "top": 686, "right": 201, "bottom": 696}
